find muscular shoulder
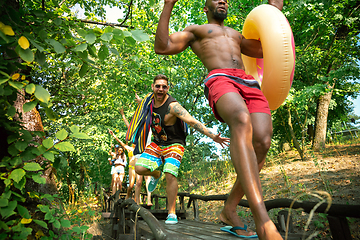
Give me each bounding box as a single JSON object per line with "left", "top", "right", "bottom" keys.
{"left": 169, "top": 102, "right": 187, "bottom": 118}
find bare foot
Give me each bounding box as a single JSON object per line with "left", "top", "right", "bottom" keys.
{"left": 256, "top": 220, "right": 283, "bottom": 240}
{"left": 219, "top": 209, "right": 256, "bottom": 237}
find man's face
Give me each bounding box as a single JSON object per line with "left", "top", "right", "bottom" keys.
{"left": 152, "top": 79, "right": 169, "bottom": 102}
{"left": 205, "top": 0, "right": 228, "bottom": 21}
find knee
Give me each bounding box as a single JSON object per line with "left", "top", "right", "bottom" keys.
{"left": 228, "top": 111, "right": 252, "bottom": 131}
{"left": 135, "top": 165, "right": 147, "bottom": 175}
{"left": 253, "top": 134, "right": 272, "bottom": 154}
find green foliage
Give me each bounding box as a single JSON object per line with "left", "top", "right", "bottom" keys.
{"left": 1, "top": 0, "right": 360, "bottom": 238}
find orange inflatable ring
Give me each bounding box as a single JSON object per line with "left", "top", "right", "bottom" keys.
{"left": 242, "top": 4, "right": 295, "bottom": 110}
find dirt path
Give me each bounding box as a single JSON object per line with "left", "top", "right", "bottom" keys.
{"left": 187, "top": 144, "right": 360, "bottom": 239}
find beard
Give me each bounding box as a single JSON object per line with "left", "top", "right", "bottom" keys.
{"left": 213, "top": 7, "right": 227, "bottom": 21}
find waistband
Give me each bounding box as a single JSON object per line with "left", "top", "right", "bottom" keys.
{"left": 204, "top": 73, "right": 260, "bottom": 90}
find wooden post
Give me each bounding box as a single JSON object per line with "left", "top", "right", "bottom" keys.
{"left": 327, "top": 215, "right": 352, "bottom": 240}
{"left": 179, "top": 195, "right": 185, "bottom": 210}
{"left": 155, "top": 195, "right": 159, "bottom": 210}
{"left": 193, "top": 199, "right": 199, "bottom": 221}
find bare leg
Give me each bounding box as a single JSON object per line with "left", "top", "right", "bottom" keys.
{"left": 165, "top": 172, "right": 178, "bottom": 215}
{"left": 135, "top": 174, "right": 144, "bottom": 204}
{"left": 126, "top": 166, "right": 136, "bottom": 199}
{"left": 135, "top": 165, "right": 161, "bottom": 179}
{"left": 144, "top": 176, "right": 153, "bottom": 206}
{"left": 215, "top": 92, "right": 282, "bottom": 240}
{"left": 119, "top": 173, "right": 125, "bottom": 191}
{"left": 111, "top": 174, "right": 117, "bottom": 196}
{"left": 219, "top": 113, "right": 273, "bottom": 232}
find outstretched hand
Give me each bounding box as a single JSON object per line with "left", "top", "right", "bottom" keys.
{"left": 135, "top": 93, "right": 142, "bottom": 104}
{"left": 213, "top": 133, "right": 230, "bottom": 148}
{"left": 108, "top": 128, "right": 114, "bottom": 136}
{"left": 119, "top": 107, "right": 124, "bottom": 115}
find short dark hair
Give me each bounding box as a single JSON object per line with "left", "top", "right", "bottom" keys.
{"left": 153, "top": 74, "right": 169, "bottom": 84}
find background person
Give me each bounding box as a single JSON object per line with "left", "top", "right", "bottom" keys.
{"left": 108, "top": 143, "right": 127, "bottom": 197}
{"left": 119, "top": 106, "right": 153, "bottom": 206}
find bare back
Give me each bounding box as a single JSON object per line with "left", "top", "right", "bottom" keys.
{"left": 186, "top": 24, "right": 245, "bottom": 71}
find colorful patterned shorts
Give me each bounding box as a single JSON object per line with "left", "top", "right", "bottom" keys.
{"left": 135, "top": 142, "right": 185, "bottom": 177}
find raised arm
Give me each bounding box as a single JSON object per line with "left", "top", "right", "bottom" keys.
{"left": 108, "top": 129, "right": 127, "bottom": 149}
{"left": 119, "top": 107, "right": 130, "bottom": 129}
{"left": 169, "top": 102, "right": 230, "bottom": 148}
{"left": 154, "top": 0, "right": 196, "bottom": 55}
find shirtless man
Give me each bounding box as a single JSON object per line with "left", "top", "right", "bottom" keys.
{"left": 154, "top": 0, "right": 283, "bottom": 239}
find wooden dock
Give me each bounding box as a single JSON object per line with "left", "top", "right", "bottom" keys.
{"left": 137, "top": 219, "right": 306, "bottom": 240}
{"left": 102, "top": 191, "right": 360, "bottom": 240}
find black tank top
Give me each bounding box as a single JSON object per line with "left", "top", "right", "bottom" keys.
{"left": 151, "top": 95, "right": 186, "bottom": 146}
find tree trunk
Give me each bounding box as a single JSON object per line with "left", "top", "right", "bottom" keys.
{"left": 287, "top": 107, "right": 304, "bottom": 160}
{"left": 13, "top": 89, "right": 58, "bottom": 195}
{"left": 313, "top": 83, "right": 335, "bottom": 151}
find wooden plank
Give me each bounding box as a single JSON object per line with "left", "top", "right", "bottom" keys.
{"left": 137, "top": 219, "right": 257, "bottom": 239}
{"left": 136, "top": 219, "right": 310, "bottom": 240}
{"left": 327, "top": 215, "right": 352, "bottom": 240}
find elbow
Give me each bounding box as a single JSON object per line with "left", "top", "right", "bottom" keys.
{"left": 154, "top": 47, "right": 167, "bottom": 55}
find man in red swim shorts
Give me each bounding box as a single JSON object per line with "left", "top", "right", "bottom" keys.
{"left": 154, "top": 0, "right": 284, "bottom": 239}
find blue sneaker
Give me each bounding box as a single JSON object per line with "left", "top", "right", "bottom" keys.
{"left": 148, "top": 171, "right": 162, "bottom": 192}
{"left": 165, "top": 214, "right": 178, "bottom": 224}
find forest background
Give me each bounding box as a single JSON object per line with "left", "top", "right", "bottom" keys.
{"left": 0, "top": 0, "right": 359, "bottom": 239}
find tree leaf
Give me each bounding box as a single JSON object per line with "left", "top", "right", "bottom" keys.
{"left": 0, "top": 198, "right": 8, "bottom": 207}
{"left": 21, "top": 218, "right": 32, "bottom": 224}
{"left": 53, "top": 220, "right": 60, "bottom": 229}
{"left": 23, "top": 101, "right": 38, "bottom": 112}
{"left": 1, "top": 25, "right": 15, "bottom": 36}
{"left": 32, "top": 174, "right": 46, "bottom": 184}
{"left": 35, "top": 51, "right": 46, "bottom": 66}
{"left": 100, "top": 32, "right": 113, "bottom": 42}
{"left": 9, "top": 169, "right": 25, "bottom": 183}
{"left": 17, "top": 205, "right": 31, "bottom": 218}
{"left": 85, "top": 33, "right": 96, "bottom": 44}
{"left": 60, "top": 219, "right": 71, "bottom": 228}
{"left": 15, "top": 140, "right": 28, "bottom": 151}
{"left": 18, "top": 36, "right": 30, "bottom": 49}
{"left": 23, "top": 162, "right": 43, "bottom": 171}
{"left": 28, "top": 38, "right": 44, "bottom": 52}
{"left": 25, "top": 83, "right": 36, "bottom": 94}
{"left": 131, "top": 30, "right": 150, "bottom": 42}
{"left": 70, "top": 132, "right": 91, "bottom": 139}
{"left": 34, "top": 85, "right": 50, "bottom": 103}
{"left": 19, "top": 48, "right": 34, "bottom": 63}
{"left": 43, "top": 151, "right": 54, "bottom": 162}
{"left": 98, "top": 45, "right": 109, "bottom": 61}
{"left": 56, "top": 129, "right": 68, "bottom": 140}
{"left": 12, "top": 73, "right": 20, "bottom": 80}
{"left": 47, "top": 39, "right": 66, "bottom": 54}
{"left": 55, "top": 142, "right": 75, "bottom": 152}
{"left": 8, "top": 80, "right": 24, "bottom": 90}
{"left": 70, "top": 125, "right": 80, "bottom": 133}
{"left": 74, "top": 43, "right": 88, "bottom": 52}
{"left": 33, "top": 219, "right": 48, "bottom": 229}
{"left": 79, "top": 63, "right": 88, "bottom": 78}
{"left": 42, "top": 138, "right": 53, "bottom": 149}
{"left": 0, "top": 200, "right": 17, "bottom": 219}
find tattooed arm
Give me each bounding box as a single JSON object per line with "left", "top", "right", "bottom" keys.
{"left": 169, "top": 102, "right": 230, "bottom": 147}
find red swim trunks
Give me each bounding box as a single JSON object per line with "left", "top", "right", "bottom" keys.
{"left": 204, "top": 68, "right": 271, "bottom": 122}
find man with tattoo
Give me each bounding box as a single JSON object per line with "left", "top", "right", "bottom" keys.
{"left": 154, "top": 0, "right": 284, "bottom": 238}
{"left": 135, "top": 74, "right": 229, "bottom": 224}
